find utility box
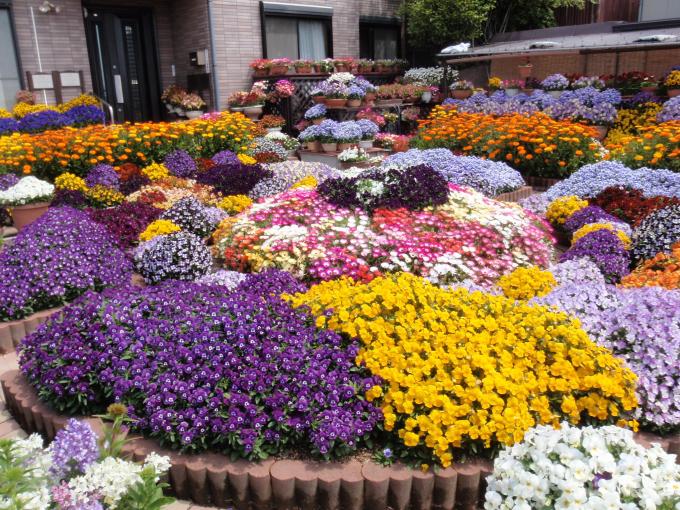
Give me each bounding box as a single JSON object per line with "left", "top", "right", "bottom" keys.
{"left": 189, "top": 50, "right": 206, "bottom": 67}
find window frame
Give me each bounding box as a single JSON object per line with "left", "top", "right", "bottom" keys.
{"left": 359, "top": 16, "right": 402, "bottom": 60}
{"left": 0, "top": 0, "right": 25, "bottom": 98}
{"left": 259, "top": 2, "right": 333, "bottom": 59}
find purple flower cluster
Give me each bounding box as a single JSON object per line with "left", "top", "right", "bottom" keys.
{"left": 19, "top": 272, "right": 382, "bottom": 459}
{"left": 88, "top": 201, "right": 161, "bottom": 249}
{"left": 134, "top": 231, "right": 211, "bottom": 284}
{"left": 211, "top": 150, "right": 240, "bottom": 166}
{"left": 545, "top": 161, "right": 680, "bottom": 200}
{"left": 0, "top": 117, "right": 19, "bottom": 135}
{"left": 85, "top": 164, "right": 120, "bottom": 190}
{"left": 51, "top": 189, "right": 88, "bottom": 209}
{"left": 331, "top": 121, "right": 363, "bottom": 143}
{"left": 631, "top": 205, "right": 680, "bottom": 262}
{"left": 536, "top": 283, "right": 680, "bottom": 431}
{"left": 657, "top": 96, "right": 680, "bottom": 122}
{"left": 0, "top": 207, "right": 132, "bottom": 321}
{"left": 544, "top": 87, "right": 621, "bottom": 125}
{"left": 163, "top": 149, "right": 197, "bottom": 178}
{"left": 0, "top": 174, "right": 19, "bottom": 191}
{"left": 563, "top": 205, "right": 629, "bottom": 235}
{"left": 249, "top": 161, "right": 341, "bottom": 199}
{"left": 49, "top": 418, "right": 99, "bottom": 478}
{"left": 119, "top": 173, "right": 151, "bottom": 196}
{"left": 318, "top": 164, "right": 449, "bottom": 212}
{"left": 160, "top": 197, "right": 216, "bottom": 237}
{"left": 0, "top": 106, "right": 104, "bottom": 135}
{"left": 196, "top": 270, "right": 247, "bottom": 290}
{"left": 304, "top": 104, "right": 327, "bottom": 120}
{"left": 541, "top": 73, "right": 569, "bottom": 91}
{"left": 559, "top": 229, "right": 630, "bottom": 283}
{"left": 17, "top": 109, "right": 70, "bottom": 133}
{"left": 356, "top": 119, "right": 379, "bottom": 140}
{"left": 196, "top": 160, "right": 272, "bottom": 196}
{"left": 63, "top": 105, "right": 105, "bottom": 127}
{"left": 383, "top": 149, "right": 525, "bottom": 196}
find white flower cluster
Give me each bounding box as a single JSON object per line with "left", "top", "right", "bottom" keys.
{"left": 338, "top": 147, "right": 370, "bottom": 163}
{"left": 326, "top": 72, "right": 355, "bottom": 85}
{"left": 485, "top": 422, "right": 680, "bottom": 510}
{"left": 0, "top": 176, "right": 54, "bottom": 206}
{"left": 403, "top": 66, "right": 454, "bottom": 87}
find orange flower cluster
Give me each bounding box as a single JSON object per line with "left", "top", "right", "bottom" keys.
{"left": 620, "top": 241, "right": 680, "bottom": 290}
{"left": 605, "top": 121, "right": 680, "bottom": 171}
{"left": 0, "top": 112, "right": 256, "bottom": 180}
{"left": 412, "top": 106, "right": 601, "bottom": 177}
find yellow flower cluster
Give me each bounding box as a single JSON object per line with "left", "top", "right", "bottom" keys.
{"left": 497, "top": 266, "right": 557, "bottom": 300}
{"left": 139, "top": 219, "right": 181, "bottom": 242}
{"left": 85, "top": 185, "right": 124, "bottom": 207}
{"left": 0, "top": 109, "right": 11, "bottom": 119}
{"left": 664, "top": 70, "right": 680, "bottom": 88}
{"left": 488, "top": 77, "right": 502, "bottom": 89}
{"left": 546, "top": 196, "right": 588, "bottom": 226}
{"left": 286, "top": 273, "right": 638, "bottom": 467}
{"left": 237, "top": 153, "right": 257, "bottom": 165}
{"left": 57, "top": 94, "right": 101, "bottom": 112}
{"left": 12, "top": 103, "right": 54, "bottom": 118}
{"left": 141, "top": 162, "right": 170, "bottom": 181}
{"left": 54, "top": 172, "right": 87, "bottom": 192}
{"left": 572, "top": 222, "right": 631, "bottom": 249}
{"left": 608, "top": 104, "right": 662, "bottom": 139}
{"left": 218, "top": 194, "right": 253, "bottom": 214}
{"left": 290, "top": 175, "right": 318, "bottom": 189}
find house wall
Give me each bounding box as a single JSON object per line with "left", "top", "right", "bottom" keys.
{"left": 489, "top": 48, "right": 678, "bottom": 81}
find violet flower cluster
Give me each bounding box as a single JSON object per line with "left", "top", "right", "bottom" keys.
{"left": 563, "top": 205, "right": 631, "bottom": 236}
{"left": 541, "top": 73, "right": 569, "bottom": 91}
{"left": 251, "top": 136, "right": 290, "bottom": 162}
{"left": 85, "top": 164, "right": 120, "bottom": 190}
{"left": 19, "top": 272, "right": 382, "bottom": 459}
{"left": 0, "top": 207, "right": 132, "bottom": 321}
{"left": 545, "top": 161, "right": 680, "bottom": 200}
{"left": 211, "top": 150, "right": 240, "bottom": 166}
{"left": 49, "top": 418, "right": 99, "bottom": 479}
{"left": 356, "top": 119, "right": 379, "bottom": 140}
{"left": 134, "top": 231, "right": 211, "bottom": 284}
{"left": 196, "top": 160, "right": 272, "bottom": 196}
{"left": 0, "top": 106, "right": 104, "bottom": 135}
{"left": 304, "top": 104, "right": 327, "bottom": 120}
{"left": 249, "top": 161, "right": 340, "bottom": 199}
{"left": 163, "top": 149, "right": 197, "bottom": 178}
{"left": 383, "top": 148, "right": 525, "bottom": 196}
{"left": 630, "top": 205, "right": 680, "bottom": 263}
{"left": 559, "top": 229, "right": 630, "bottom": 283}
{"left": 536, "top": 282, "right": 680, "bottom": 431}
{"left": 657, "top": 96, "right": 680, "bottom": 122}
{"left": 88, "top": 201, "right": 161, "bottom": 249}
{"left": 63, "top": 105, "right": 105, "bottom": 127}
{"left": 161, "top": 197, "right": 219, "bottom": 238}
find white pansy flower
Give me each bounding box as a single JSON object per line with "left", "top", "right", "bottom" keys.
{"left": 0, "top": 176, "right": 54, "bottom": 206}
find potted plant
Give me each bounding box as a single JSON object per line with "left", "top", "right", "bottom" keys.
{"left": 503, "top": 79, "right": 523, "bottom": 97}
{"left": 541, "top": 73, "right": 569, "bottom": 98}
{"left": 450, "top": 80, "right": 474, "bottom": 99}
{"left": 314, "top": 59, "right": 334, "bottom": 74}
{"left": 166, "top": 88, "right": 187, "bottom": 115}
{"left": 265, "top": 130, "right": 301, "bottom": 156}
{"left": 356, "top": 118, "right": 379, "bottom": 149}
{"left": 293, "top": 59, "right": 314, "bottom": 74}
{"left": 181, "top": 93, "right": 206, "bottom": 119}
{"left": 260, "top": 114, "right": 286, "bottom": 132}
{"left": 346, "top": 85, "right": 365, "bottom": 107}
{"left": 337, "top": 147, "right": 378, "bottom": 169}
{"left": 318, "top": 121, "right": 338, "bottom": 152}
{"left": 488, "top": 76, "right": 502, "bottom": 93}
{"left": 332, "top": 121, "right": 363, "bottom": 151}
{"left": 517, "top": 63, "right": 533, "bottom": 79}
{"left": 270, "top": 58, "right": 291, "bottom": 75}
{"left": 298, "top": 124, "right": 321, "bottom": 152}
{"left": 250, "top": 59, "right": 271, "bottom": 77}
{"left": 227, "top": 91, "right": 247, "bottom": 112}
{"left": 376, "top": 84, "right": 403, "bottom": 105}
{"left": 161, "top": 85, "right": 184, "bottom": 112}
{"left": 639, "top": 76, "right": 657, "bottom": 94}
{"left": 304, "top": 103, "right": 327, "bottom": 125}
{"left": 324, "top": 82, "right": 349, "bottom": 108}
{"left": 521, "top": 77, "right": 541, "bottom": 95}
{"left": 0, "top": 176, "right": 54, "bottom": 230}
{"left": 356, "top": 59, "right": 374, "bottom": 74}
{"left": 333, "top": 58, "right": 354, "bottom": 73}
{"left": 664, "top": 70, "right": 680, "bottom": 97}
{"left": 241, "top": 84, "right": 267, "bottom": 120}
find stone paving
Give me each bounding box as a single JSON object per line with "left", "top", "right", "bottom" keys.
{"left": 0, "top": 352, "right": 207, "bottom": 510}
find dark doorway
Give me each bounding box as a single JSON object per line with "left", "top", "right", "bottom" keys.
{"left": 84, "top": 6, "right": 161, "bottom": 123}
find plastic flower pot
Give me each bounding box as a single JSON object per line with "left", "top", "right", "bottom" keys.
{"left": 547, "top": 90, "right": 563, "bottom": 99}
{"left": 374, "top": 63, "right": 384, "bottom": 73}
{"left": 229, "top": 106, "right": 244, "bottom": 112}
{"left": 452, "top": 90, "right": 472, "bottom": 99}
{"left": 312, "top": 96, "right": 326, "bottom": 104}
{"left": 325, "top": 98, "right": 347, "bottom": 108}
{"left": 243, "top": 105, "right": 263, "bottom": 120}
{"left": 266, "top": 127, "right": 283, "bottom": 133}
{"left": 334, "top": 64, "right": 349, "bottom": 72}
{"left": 518, "top": 64, "right": 533, "bottom": 79}
{"left": 421, "top": 91, "right": 432, "bottom": 103}
{"left": 641, "top": 86, "right": 657, "bottom": 94}
{"left": 307, "top": 140, "right": 321, "bottom": 152}
{"left": 253, "top": 68, "right": 268, "bottom": 77}
{"left": 312, "top": 117, "right": 325, "bottom": 125}
{"left": 592, "top": 125, "right": 608, "bottom": 141}
{"left": 11, "top": 202, "right": 50, "bottom": 231}
{"left": 164, "top": 103, "right": 173, "bottom": 112}
{"left": 359, "top": 139, "right": 374, "bottom": 149}
{"left": 347, "top": 99, "right": 362, "bottom": 107}
{"left": 668, "top": 89, "right": 680, "bottom": 97}
{"left": 505, "top": 88, "right": 520, "bottom": 97}
{"left": 287, "top": 149, "right": 297, "bottom": 158}
{"left": 321, "top": 142, "right": 338, "bottom": 152}
{"left": 270, "top": 65, "right": 289, "bottom": 75}
{"left": 185, "top": 110, "right": 202, "bottom": 120}
{"left": 337, "top": 142, "right": 354, "bottom": 152}
{"left": 358, "top": 65, "right": 373, "bottom": 74}
{"left": 295, "top": 65, "right": 312, "bottom": 74}
{"left": 520, "top": 88, "right": 535, "bottom": 96}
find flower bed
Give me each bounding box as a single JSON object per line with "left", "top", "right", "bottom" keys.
{"left": 411, "top": 107, "right": 600, "bottom": 178}
{"left": 0, "top": 112, "right": 255, "bottom": 180}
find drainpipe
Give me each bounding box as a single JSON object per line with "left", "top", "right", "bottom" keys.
{"left": 29, "top": 6, "right": 48, "bottom": 104}
{"left": 206, "top": 0, "right": 221, "bottom": 110}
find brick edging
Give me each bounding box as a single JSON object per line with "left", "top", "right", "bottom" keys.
{"left": 0, "top": 308, "right": 63, "bottom": 355}
{"left": 495, "top": 186, "right": 534, "bottom": 203}
{"left": 2, "top": 370, "right": 679, "bottom": 509}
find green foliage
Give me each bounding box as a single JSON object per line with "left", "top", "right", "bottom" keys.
{"left": 0, "top": 439, "right": 46, "bottom": 510}
{"left": 117, "top": 468, "right": 175, "bottom": 510}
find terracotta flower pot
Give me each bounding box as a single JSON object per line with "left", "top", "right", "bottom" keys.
{"left": 312, "top": 117, "right": 325, "bottom": 125}
{"left": 359, "top": 139, "right": 374, "bottom": 149}
{"left": 253, "top": 69, "right": 268, "bottom": 77}
{"left": 452, "top": 90, "right": 473, "bottom": 99}
{"left": 307, "top": 140, "right": 321, "bottom": 152}
{"left": 334, "top": 64, "right": 348, "bottom": 72}
{"left": 592, "top": 125, "right": 608, "bottom": 141}
{"left": 347, "top": 99, "right": 362, "bottom": 107}
{"left": 668, "top": 88, "right": 680, "bottom": 98}
{"left": 321, "top": 142, "right": 338, "bottom": 152}
{"left": 11, "top": 202, "right": 50, "bottom": 231}
{"left": 312, "top": 95, "right": 325, "bottom": 104}
{"left": 337, "top": 142, "right": 354, "bottom": 151}
{"left": 295, "top": 65, "right": 312, "bottom": 74}
{"left": 358, "top": 65, "right": 373, "bottom": 74}
{"left": 325, "top": 98, "right": 347, "bottom": 108}
{"left": 641, "top": 86, "right": 657, "bottom": 94}
{"left": 518, "top": 64, "right": 533, "bottom": 79}
{"left": 374, "top": 64, "right": 384, "bottom": 73}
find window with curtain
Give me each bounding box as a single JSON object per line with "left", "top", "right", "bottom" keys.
{"left": 264, "top": 15, "right": 329, "bottom": 59}
{"left": 0, "top": 7, "right": 21, "bottom": 110}
{"left": 360, "top": 23, "right": 400, "bottom": 60}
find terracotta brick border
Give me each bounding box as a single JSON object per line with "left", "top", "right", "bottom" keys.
{"left": 495, "top": 186, "right": 533, "bottom": 203}
{"left": 2, "top": 370, "right": 679, "bottom": 509}
{"left": 0, "top": 308, "right": 63, "bottom": 355}
{"left": 523, "top": 176, "right": 563, "bottom": 191}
